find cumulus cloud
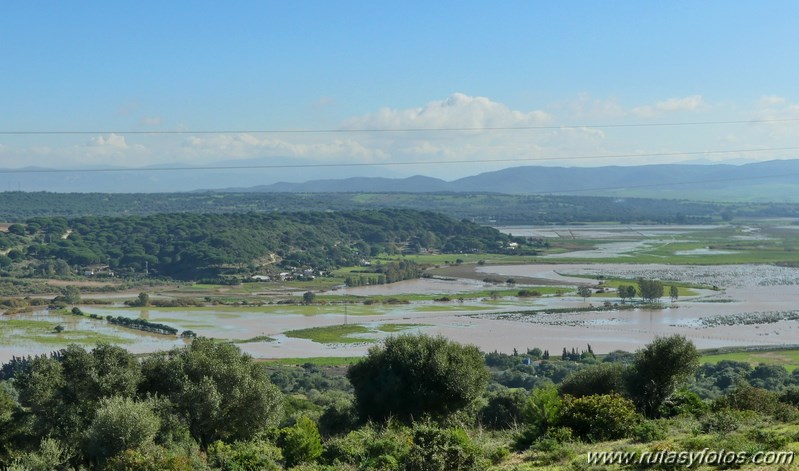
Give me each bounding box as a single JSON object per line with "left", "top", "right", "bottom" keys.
{"left": 77, "top": 134, "right": 148, "bottom": 162}
{"left": 88, "top": 133, "right": 130, "bottom": 149}
{"left": 343, "top": 93, "right": 551, "bottom": 130}
{"left": 632, "top": 95, "right": 705, "bottom": 117}
{"left": 182, "top": 134, "right": 387, "bottom": 161}
{"left": 177, "top": 94, "right": 558, "bottom": 169}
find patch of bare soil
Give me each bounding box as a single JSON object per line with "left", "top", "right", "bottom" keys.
{"left": 429, "top": 264, "right": 564, "bottom": 286}
{"left": 45, "top": 279, "right": 121, "bottom": 288}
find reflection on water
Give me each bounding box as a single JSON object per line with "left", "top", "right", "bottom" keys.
{"left": 3, "top": 260, "right": 799, "bottom": 361}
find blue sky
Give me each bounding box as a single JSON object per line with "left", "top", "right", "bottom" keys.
{"left": 2, "top": 1, "right": 798, "bottom": 179}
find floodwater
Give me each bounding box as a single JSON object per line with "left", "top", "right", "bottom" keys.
{"left": 3, "top": 260, "right": 799, "bottom": 361}
{"left": 330, "top": 277, "right": 493, "bottom": 296}
{"left": 495, "top": 224, "right": 718, "bottom": 239}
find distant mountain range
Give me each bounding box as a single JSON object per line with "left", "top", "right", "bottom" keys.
{"left": 224, "top": 159, "right": 799, "bottom": 202}
{"left": 3, "top": 158, "right": 799, "bottom": 202}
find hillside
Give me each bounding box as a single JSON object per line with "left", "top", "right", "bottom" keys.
{"left": 0, "top": 210, "right": 522, "bottom": 280}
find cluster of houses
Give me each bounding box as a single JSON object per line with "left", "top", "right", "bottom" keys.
{"left": 250, "top": 267, "right": 325, "bottom": 282}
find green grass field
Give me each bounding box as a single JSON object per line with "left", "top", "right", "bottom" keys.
{"left": 261, "top": 356, "right": 361, "bottom": 366}
{"left": 284, "top": 324, "right": 375, "bottom": 344}
{"left": 701, "top": 348, "right": 799, "bottom": 372}
{"left": 284, "top": 323, "right": 430, "bottom": 344}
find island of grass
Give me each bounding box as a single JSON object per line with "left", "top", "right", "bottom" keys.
{"left": 284, "top": 323, "right": 430, "bottom": 344}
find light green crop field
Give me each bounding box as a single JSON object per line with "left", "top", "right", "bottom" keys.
{"left": 701, "top": 348, "right": 799, "bottom": 372}
{"left": 0, "top": 319, "right": 132, "bottom": 346}
{"left": 284, "top": 324, "right": 374, "bottom": 344}
{"left": 284, "top": 323, "right": 430, "bottom": 344}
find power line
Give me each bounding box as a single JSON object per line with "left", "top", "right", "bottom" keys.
{"left": 0, "top": 146, "right": 797, "bottom": 175}
{"left": 1, "top": 118, "right": 798, "bottom": 135}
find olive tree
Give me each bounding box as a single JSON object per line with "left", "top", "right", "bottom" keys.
{"left": 347, "top": 334, "right": 489, "bottom": 422}
{"left": 85, "top": 396, "right": 160, "bottom": 461}
{"left": 140, "top": 338, "right": 283, "bottom": 446}
{"left": 625, "top": 335, "right": 699, "bottom": 417}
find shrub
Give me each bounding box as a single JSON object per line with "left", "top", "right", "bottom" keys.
{"left": 529, "top": 428, "right": 577, "bottom": 466}
{"left": 715, "top": 383, "right": 798, "bottom": 420}
{"left": 478, "top": 388, "right": 526, "bottom": 430}
{"left": 278, "top": 416, "right": 323, "bottom": 468}
{"left": 559, "top": 363, "right": 625, "bottom": 398}
{"left": 631, "top": 420, "right": 667, "bottom": 443}
{"left": 559, "top": 394, "right": 640, "bottom": 442}
{"left": 701, "top": 410, "right": 746, "bottom": 434}
{"left": 658, "top": 389, "right": 709, "bottom": 417}
{"left": 322, "top": 424, "right": 410, "bottom": 468}
{"left": 207, "top": 439, "right": 282, "bottom": 471}
{"left": 779, "top": 386, "right": 799, "bottom": 407}
{"left": 516, "top": 385, "right": 563, "bottom": 449}
{"left": 404, "top": 424, "right": 485, "bottom": 471}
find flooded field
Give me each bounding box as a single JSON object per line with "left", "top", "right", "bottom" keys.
{"left": 3, "top": 222, "right": 799, "bottom": 361}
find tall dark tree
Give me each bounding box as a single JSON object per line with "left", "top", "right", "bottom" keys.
{"left": 347, "top": 334, "right": 489, "bottom": 422}
{"left": 625, "top": 335, "right": 699, "bottom": 417}
{"left": 139, "top": 338, "right": 283, "bottom": 446}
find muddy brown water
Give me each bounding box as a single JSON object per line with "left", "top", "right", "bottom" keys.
{"left": 3, "top": 263, "right": 799, "bottom": 361}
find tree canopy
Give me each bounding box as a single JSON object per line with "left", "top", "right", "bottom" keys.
{"left": 347, "top": 334, "right": 489, "bottom": 422}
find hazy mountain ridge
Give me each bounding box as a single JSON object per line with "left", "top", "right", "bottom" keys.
{"left": 233, "top": 159, "right": 799, "bottom": 202}
{"left": 3, "top": 159, "right": 798, "bottom": 201}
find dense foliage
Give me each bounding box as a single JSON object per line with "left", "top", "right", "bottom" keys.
{"left": 3, "top": 209, "right": 518, "bottom": 280}
{"left": 2, "top": 191, "right": 798, "bottom": 224}
{"left": 0, "top": 335, "right": 797, "bottom": 469}
{"left": 347, "top": 334, "right": 490, "bottom": 422}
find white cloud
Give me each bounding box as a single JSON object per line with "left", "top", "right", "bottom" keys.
{"left": 633, "top": 95, "right": 705, "bottom": 117}
{"left": 88, "top": 133, "right": 130, "bottom": 149}
{"left": 182, "top": 133, "right": 387, "bottom": 161}
{"left": 76, "top": 134, "right": 148, "bottom": 163}
{"left": 343, "top": 93, "right": 552, "bottom": 130}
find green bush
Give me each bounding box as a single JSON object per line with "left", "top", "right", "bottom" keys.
{"left": 700, "top": 410, "right": 747, "bottom": 434}
{"left": 105, "top": 443, "right": 208, "bottom": 471}
{"left": 559, "top": 394, "right": 640, "bottom": 442}
{"left": 279, "top": 416, "right": 323, "bottom": 468}
{"left": 404, "top": 424, "right": 485, "bottom": 471}
{"left": 715, "top": 383, "right": 799, "bottom": 421}
{"left": 478, "top": 388, "right": 526, "bottom": 430}
{"left": 529, "top": 428, "right": 577, "bottom": 466}
{"left": 322, "top": 424, "right": 410, "bottom": 468}
{"left": 658, "top": 388, "right": 709, "bottom": 417}
{"left": 559, "top": 363, "right": 625, "bottom": 398}
{"left": 207, "top": 439, "right": 283, "bottom": 471}
{"left": 631, "top": 420, "right": 667, "bottom": 443}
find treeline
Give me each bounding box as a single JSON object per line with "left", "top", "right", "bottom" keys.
{"left": 2, "top": 209, "right": 519, "bottom": 280}
{"left": 2, "top": 191, "right": 798, "bottom": 224}
{"left": 105, "top": 315, "right": 178, "bottom": 336}
{"left": 1, "top": 336, "right": 799, "bottom": 469}
{"left": 345, "top": 259, "right": 422, "bottom": 287}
